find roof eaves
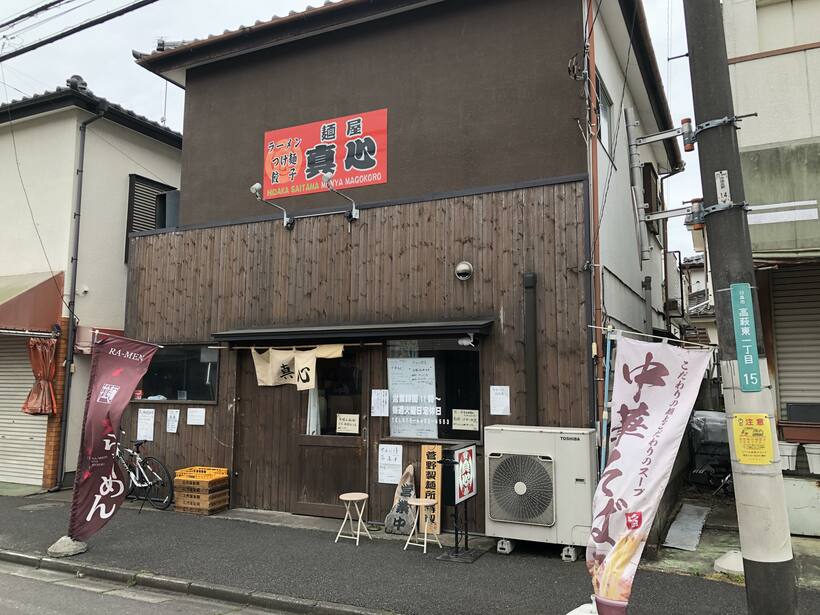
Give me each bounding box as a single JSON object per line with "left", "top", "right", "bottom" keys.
{"left": 0, "top": 86, "right": 182, "bottom": 149}
{"left": 136, "top": 0, "right": 448, "bottom": 81}
{"left": 618, "top": 0, "right": 683, "bottom": 172}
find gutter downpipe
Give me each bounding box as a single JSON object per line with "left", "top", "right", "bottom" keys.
{"left": 523, "top": 273, "right": 538, "bottom": 426}
{"left": 585, "top": 2, "right": 604, "bottom": 432}
{"left": 52, "top": 107, "right": 106, "bottom": 491}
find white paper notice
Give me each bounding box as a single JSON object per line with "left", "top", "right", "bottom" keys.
{"left": 387, "top": 357, "right": 438, "bottom": 439}
{"left": 336, "top": 413, "right": 360, "bottom": 434}
{"left": 490, "top": 385, "right": 511, "bottom": 416}
{"left": 166, "top": 408, "right": 180, "bottom": 433}
{"left": 370, "top": 389, "right": 389, "bottom": 417}
{"left": 452, "top": 408, "right": 480, "bottom": 431}
{"left": 187, "top": 407, "right": 206, "bottom": 426}
{"left": 137, "top": 408, "right": 155, "bottom": 441}
{"left": 378, "top": 444, "right": 403, "bottom": 484}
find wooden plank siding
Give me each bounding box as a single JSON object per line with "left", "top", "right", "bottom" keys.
{"left": 124, "top": 182, "right": 591, "bottom": 527}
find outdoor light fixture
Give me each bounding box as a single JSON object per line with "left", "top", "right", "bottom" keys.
{"left": 458, "top": 333, "right": 475, "bottom": 347}
{"left": 322, "top": 172, "right": 360, "bottom": 222}
{"left": 250, "top": 182, "right": 294, "bottom": 229}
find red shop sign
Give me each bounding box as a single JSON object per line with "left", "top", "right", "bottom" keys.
{"left": 263, "top": 108, "right": 388, "bottom": 200}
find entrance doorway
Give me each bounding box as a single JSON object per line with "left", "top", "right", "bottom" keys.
{"left": 232, "top": 349, "right": 367, "bottom": 518}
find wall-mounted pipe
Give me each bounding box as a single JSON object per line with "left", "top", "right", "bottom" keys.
{"left": 523, "top": 272, "right": 538, "bottom": 426}
{"left": 52, "top": 107, "right": 106, "bottom": 491}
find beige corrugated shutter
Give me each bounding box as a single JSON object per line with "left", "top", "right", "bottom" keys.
{"left": 0, "top": 337, "right": 47, "bottom": 485}
{"left": 772, "top": 266, "right": 820, "bottom": 416}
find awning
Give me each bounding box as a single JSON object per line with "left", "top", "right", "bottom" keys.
{"left": 213, "top": 319, "right": 495, "bottom": 344}
{"left": 0, "top": 271, "right": 64, "bottom": 333}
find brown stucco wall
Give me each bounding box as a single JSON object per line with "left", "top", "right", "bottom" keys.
{"left": 178, "top": 0, "right": 586, "bottom": 225}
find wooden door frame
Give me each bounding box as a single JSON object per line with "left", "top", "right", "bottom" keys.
{"left": 289, "top": 348, "right": 371, "bottom": 518}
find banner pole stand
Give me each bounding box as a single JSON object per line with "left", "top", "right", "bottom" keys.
{"left": 436, "top": 500, "right": 483, "bottom": 564}
{"left": 47, "top": 535, "right": 88, "bottom": 558}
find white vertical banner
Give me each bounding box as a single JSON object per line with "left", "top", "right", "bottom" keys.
{"left": 586, "top": 338, "right": 711, "bottom": 614}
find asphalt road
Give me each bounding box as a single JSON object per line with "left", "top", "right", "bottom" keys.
{"left": 0, "top": 560, "right": 285, "bottom": 614}
{"left": 1, "top": 494, "right": 819, "bottom": 615}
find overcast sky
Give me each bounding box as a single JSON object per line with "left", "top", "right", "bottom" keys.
{"left": 1, "top": 0, "right": 698, "bottom": 254}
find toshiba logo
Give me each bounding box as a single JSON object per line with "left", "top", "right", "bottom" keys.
{"left": 560, "top": 436, "right": 580, "bottom": 441}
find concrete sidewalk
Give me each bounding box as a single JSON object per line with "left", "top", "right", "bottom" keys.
{"left": 1, "top": 493, "right": 819, "bottom": 615}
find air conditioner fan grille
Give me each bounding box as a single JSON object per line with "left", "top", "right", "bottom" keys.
{"left": 489, "top": 453, "right": 555, "bottom": 526}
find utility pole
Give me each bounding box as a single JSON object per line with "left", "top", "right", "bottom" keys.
{"left": 684, "top": 2, "right": 797, "bottom": 614}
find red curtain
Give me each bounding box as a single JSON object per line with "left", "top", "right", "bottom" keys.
{"left": 22, "top": 338, "right": 57, "bottom": 415}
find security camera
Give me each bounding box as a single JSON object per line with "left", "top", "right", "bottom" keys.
{"left": 250, "top": 182, "right": 263, "bottom": 199}
{"left": 322, "top": 172, "right": 334, "bottom": 188}
{"left": 455, "top": 261, "right": 473, "bottom": 281}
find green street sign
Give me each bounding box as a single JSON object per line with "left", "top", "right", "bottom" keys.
{"left": 730, "top": 282, "right": 762, "bottom": 392}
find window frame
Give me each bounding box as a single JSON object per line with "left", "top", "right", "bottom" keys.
{"left": 125, "top": 174, "right": 176, "bottom": 261}
{"left": 133, "top": 344, "right": 219, "bottom": 403}
{"left": 385, "top": 338, "right": 482, "bottom": 443}
{"left": 596, "top": 74, "right": 615, "bottom": 157}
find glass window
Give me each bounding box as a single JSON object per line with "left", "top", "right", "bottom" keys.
{"left": 315, "top": 349, "right": 361, "bottom": 435}
{"left": 597, "top": 75, "right": 613, "bottom": 153}
{"left": 136, "top": 346, "right": 218, "bottom": 401}
{"left": 386, "top": 339, "right": 480, "bottom": 440}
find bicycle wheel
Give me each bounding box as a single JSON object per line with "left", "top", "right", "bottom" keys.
{"left": 141, "top": 456, "right": 173, "bottom": 510}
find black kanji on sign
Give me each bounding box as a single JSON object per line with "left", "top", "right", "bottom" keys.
{"left": 279, "top": 363, "right": 295, "bottom": 380}
{"left": 344, "top": 137, "right": 377, "bottom": 171}
{"left": 320, "top": 122, "right": 337, "bottom": 142}
{"left": 304, "top": 143, "right": 337, "bottom": 179}
{"left": 346, "top": 117, "right": 363, "bottom": 137}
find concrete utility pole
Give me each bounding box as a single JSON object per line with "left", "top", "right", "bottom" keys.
{"left": 683, "top": 2, "right": 797, "bottom": 614}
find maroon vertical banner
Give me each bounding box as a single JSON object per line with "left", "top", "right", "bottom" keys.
{"left": 68, "top": 334, "right": 159, "bottom": 541}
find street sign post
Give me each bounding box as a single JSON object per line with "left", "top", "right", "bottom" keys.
{"left": 730, "top": 283, "right": 762, "bottom": 392}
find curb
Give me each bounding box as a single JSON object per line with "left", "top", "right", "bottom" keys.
{"left": 0, "top": 549, "right": 395, "bottom": 615}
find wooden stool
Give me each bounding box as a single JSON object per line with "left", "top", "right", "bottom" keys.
{"left": 335, "top": 492, "right": 372, "bottom": 546}
{"left": 404, "top": 496, "right": 442, "bottom": 554}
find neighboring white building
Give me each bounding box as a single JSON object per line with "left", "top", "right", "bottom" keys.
{"left": 590, "top": 0, "right": 683, "bottom": 336}
{"left": 0, "top": 76, "right": 181, "bottom": 486}
{"left": 720, "top": 1, "right": 820, "bottom": 435}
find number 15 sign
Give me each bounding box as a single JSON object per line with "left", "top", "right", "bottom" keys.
{"left": 730, "top": 283, "right": 761, "bottom": 392}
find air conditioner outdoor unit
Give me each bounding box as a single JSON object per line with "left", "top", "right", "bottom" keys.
{"left": 484, "top": 425, "right": 597, "bottom": 552}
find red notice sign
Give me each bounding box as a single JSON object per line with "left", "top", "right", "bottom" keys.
{"left": 263, "top": 109, "right": 388, "bottom": 200}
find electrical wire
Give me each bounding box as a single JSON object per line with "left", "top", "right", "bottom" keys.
{"left": 666, "top": 0, "right": 673, "bottom": 110}
{"left": 0, "top": 78, "right": 28, "bottom": 96}
{"left": 584, "top": 0, "right": 604, "bottom": 45}
{"left": 88, "top": 125, "right": 175, "bottom": 184}
{"left": 0, "top": 0, "right": 161, "bottom": 62}
{"left": 0, "top": 53, "right": 76, "bottom": 322}
{"left": 3, "top": 63, "right": 177, "bottom": 182}
{"left": 3, "top": 0, "right": 97, "bottom": 37}
{"left": 0, "top": 0, "right": 74, "bottom": 31}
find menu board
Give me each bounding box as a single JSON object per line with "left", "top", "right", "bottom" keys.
{"left": 387, "top": 358, "right": 437, "bottom": 439}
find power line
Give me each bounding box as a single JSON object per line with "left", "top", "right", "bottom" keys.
{"left": 3, "top": 62, "right": 176, "bottom": 182}
{"left": 0, "top": 57, "right": 76, "bottom": 322}
{"left": 584, "top": 0, "right": 604, "bottom": 45}
{"left": 0, "top": 0, "right": 72, "bottom": 31}
{"left": 88, "top": 125, "right": 175, "bottom": 184}
{"left": 4, "top": 0, "right": 97, "bottom": 37}
{"left": 0, "top": 0, "right": 161, "bottom": 62}
{"left": 0, "top": 78, "right": 28, "bottom": 96}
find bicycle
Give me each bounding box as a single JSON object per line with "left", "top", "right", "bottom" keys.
{"left": 115, "top": 430, "right": 174, "bottom": 510}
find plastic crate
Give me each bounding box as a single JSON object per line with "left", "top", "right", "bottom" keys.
{"left": 174, "top": 466, "right": 228, "bottom": 479}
